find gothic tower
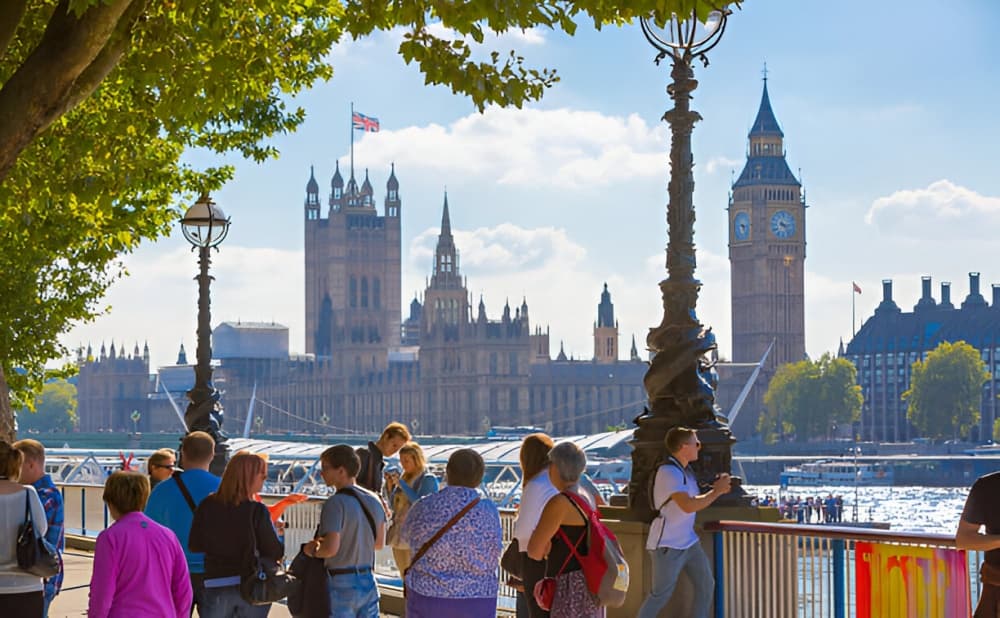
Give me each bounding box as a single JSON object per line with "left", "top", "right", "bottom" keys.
{"left": 304, "top": 162, "right": 402, "bottom": 374}
{"left": 593, "top": 283, "right": 619, "bottom": 363}
{"left": 728, "top": 79, "right": 807, "bottom": 435}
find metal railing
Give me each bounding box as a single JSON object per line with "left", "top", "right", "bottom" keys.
{"left": 706, "top": 520, "right": 981, "bottom": 618}
{"left": 58, "top": 483, "right": 520, "bottom": 613}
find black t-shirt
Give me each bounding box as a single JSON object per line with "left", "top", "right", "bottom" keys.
{"left": 189, "top": 497, "right": 283, "bottom": 578}
{"left": 961, "top": 471, "right": 1000, "bottom": 566}
{"left": 356, "top": 442, "right": 384, "bottom": 494}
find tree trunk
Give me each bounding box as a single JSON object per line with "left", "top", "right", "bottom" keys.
{"left": 0, "top": 366, "right": 15, "bottom": 443}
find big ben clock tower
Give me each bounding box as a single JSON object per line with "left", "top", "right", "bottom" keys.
{"left": 727, "top": 78, "right": 806, "bottom": 436}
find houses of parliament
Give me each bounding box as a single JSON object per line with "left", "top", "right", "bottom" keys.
{"left": 76, "top": 82, "right": 808, "bottom": 439}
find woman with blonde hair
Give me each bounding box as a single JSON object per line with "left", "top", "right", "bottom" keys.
{"left": 512, "top": 433, "right": 558, "bottom": 617}
{"left": 385, "top": 441, "right": 438, "bottom": 573}
{"left": 189, "top": 452, "right": 283, "bottom": 617}
{"left": 89, "top": 471, "right": 191, "bottom": 617}
{"left": 0, "top": 441, "right": 47, "bottom": 616}
{"left": 146, "top": 448, "right": 176, "bottom": 490}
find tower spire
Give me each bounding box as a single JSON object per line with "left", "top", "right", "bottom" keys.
{"left": 441, "top": 191, "right": 451, "bottom": 237}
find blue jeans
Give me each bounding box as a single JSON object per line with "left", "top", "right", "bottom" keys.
{"left": 328, "top": 571, "right": 379, "bottom": 618}
{"left": 199, "top": 584, "right": 270, "bottom": 618}
{"left": 636, "top": 544, "right": 714, "bottom": 618}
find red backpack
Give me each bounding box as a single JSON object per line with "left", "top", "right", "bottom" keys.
{"left": 560, "top": 491, "right": 630, "bottom": 607}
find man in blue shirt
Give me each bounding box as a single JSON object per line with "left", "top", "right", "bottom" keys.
{"left": 15, "top": 439, "right": 64, "bottom": 618}
{"left": 145, "top": 431, "right": 220, "bottom": 614}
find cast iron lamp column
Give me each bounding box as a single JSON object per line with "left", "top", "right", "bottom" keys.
{"left": 180, "top": 194, "right": 231, "bottom": 475}
{"left": 628, "top": 8, "right": 747, "bottom": 521}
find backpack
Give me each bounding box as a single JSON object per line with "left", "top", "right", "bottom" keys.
{"left": 646, "top": 457, "right": 686, "bottom": 512}
{"left": 561, "top": 491, "right": 630, "bottom": 608}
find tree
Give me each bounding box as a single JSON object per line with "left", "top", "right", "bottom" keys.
{"left": 0, "top": 1, "right": 733, "bottom": 442}
{"left": 903, "top": 340, "right": 989, "bottom": 440}
{"left": 16, "top": 378, "right": 77, "bottom": 433}
{"left": 760, "top": 353, "right": 863, "bottom": 443}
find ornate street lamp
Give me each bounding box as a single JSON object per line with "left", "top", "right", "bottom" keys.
{"left": 180, "top": 194, "right": 231, "bottom": 474}
{"left": 629, "top": 7, "right": 747, "bottom": 520}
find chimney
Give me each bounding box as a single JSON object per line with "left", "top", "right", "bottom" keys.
{"left": 941, "top": 282, "right": 953, "bottom": 309}
{"left": 874, "top": 278, "right": 902, "bottom": 316}
{"left": 914, "top": 275, "right": 936, "bottom": 311}
{"left": 962, "top": 271, "right": 987, "bottom": 309}
{"left": 994, "top": 284, "right": 1000, "bottom": 307}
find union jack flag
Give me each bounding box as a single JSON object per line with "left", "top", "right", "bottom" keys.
{"left": 352, "top": 111, "right": 380, "bottom": 132}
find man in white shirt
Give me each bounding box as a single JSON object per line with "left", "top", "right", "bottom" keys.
{"left": 637, "top": 427, "right": 731, "bottom": 618}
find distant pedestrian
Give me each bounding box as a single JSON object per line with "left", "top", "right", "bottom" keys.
{"left": 356, "top": 422, "right": 410, "bottom": 494}
{"left": 302, "top": 444, "right": 386, "bottom": 617}
{"left": 386, "top": 442, "right": 438, "bottom": 574}
{"left": 527, "top": 442, "right": 602, "bottom": 618}
{"left": 145, "top": 431, "right": 220, "bottom": 613}
{"left": 956, "top": 471, "right": 1000, "bottom": 617}
{"left": 15, "top": 439, "right": 65, "bottom": 617}
{"left": 512, "top": 432, "right": 558, "bottom": 618}
{"left": 189, "top": 452, "right": 283, "bottom": 617}
{"left": 89, "top": 471, "right": 192, "bottom": 618}
{"left": 146, "top": 448, "right": 176, "bottom": 490}
{"left": 637, "top": 427, "right": 731, "bottom": 618}
{"left": 402, "top": 449, "right": 502, "bottom": 617}
{"left": 0, "top": 441, "right": 47, "bottom": 617}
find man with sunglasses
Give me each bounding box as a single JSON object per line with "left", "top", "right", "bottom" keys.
{"left": 637, "top": 427, "right": 731, "bottom": 618}
{"left": 146, "top": 448, "right": 176, "bottom": 490}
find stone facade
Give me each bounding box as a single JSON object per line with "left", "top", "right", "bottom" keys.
{"left": 725, "top": 81, "right": 807, "bottom": 437}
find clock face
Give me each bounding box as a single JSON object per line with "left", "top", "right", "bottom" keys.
{"left": 733, "top": 212, "right": 750, "bottom": 241}
{"left": 770, "top": 210, "right": 796, "bottom": 239}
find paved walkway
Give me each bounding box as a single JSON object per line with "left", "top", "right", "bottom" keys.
{"left": 49, "top": 550, "right": 292, "bottom": 617}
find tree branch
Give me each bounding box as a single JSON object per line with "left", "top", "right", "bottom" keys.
{"left": 0, "top": 0, "right": 29, "bottom": 64}
{"left": 0, "top": 0, "right": 135, "bottom": 182}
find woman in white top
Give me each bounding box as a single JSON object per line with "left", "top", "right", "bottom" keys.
{"left": 512, "top": 433, "right": 558, "bottom": 618}
{"left": 0, "top": 440, "right": 48, "bottom": 617}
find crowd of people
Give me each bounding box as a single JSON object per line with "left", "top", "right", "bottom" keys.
{"left": 4, "top": 423, "right": 1000, "bottom": 618}
{"left": 762, "top": 493, "right": 845, "bottom": 523}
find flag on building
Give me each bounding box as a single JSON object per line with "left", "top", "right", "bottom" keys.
{"left": 853, "top": 281, "right": 862, "bottom": 294}
{"left": 352, "top": 111, "right": 380, "bottom": 132}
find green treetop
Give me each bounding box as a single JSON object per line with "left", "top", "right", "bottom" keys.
{"left": 760, "top": 353, "right": 863, "bottom": 443}
{"left": 903, "top": 340, "right": 990, "bottom": 441}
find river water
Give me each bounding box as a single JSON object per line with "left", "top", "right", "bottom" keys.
{"left": 746, "top": 484, "right": 971, "bottom": 535}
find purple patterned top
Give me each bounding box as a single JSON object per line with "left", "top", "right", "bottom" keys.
{"left": 401, "top": 486, "right": 502, "bottom": 599}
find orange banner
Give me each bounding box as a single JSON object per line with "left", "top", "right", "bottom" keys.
{"left": 856, "top": 541, "right": 971, "bottom": 618}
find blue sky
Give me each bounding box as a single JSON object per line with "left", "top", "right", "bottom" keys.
{"left": 65, "top": 1, "right": 1000, "bottom": 369}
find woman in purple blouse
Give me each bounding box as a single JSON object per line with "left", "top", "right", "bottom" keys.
{"left": 401, "top": 449, "right": 502, "bottom": 618}
{"left": 89, "top": 471, "right": 192, "bottom": 618}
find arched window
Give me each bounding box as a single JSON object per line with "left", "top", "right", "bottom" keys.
{"left": 361, "top": 277, "right": 369, "bottom": 308}
{"left": 349, "top": 277, "right": 357, "bottom": 308}
{"left": 373, "top": 278, "right": 381, "bottom": 309}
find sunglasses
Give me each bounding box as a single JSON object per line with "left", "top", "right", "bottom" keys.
{"left": 152, "top": 463, "right": 175, "bottom": 470}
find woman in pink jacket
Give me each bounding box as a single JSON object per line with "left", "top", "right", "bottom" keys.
{"left": 89, "top": 471, "right": 192, "bottom": 618}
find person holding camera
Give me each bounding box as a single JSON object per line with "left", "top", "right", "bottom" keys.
{"left": 637, "top": 427, "right": 731, "bottom": 618}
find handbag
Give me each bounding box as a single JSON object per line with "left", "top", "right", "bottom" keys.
{"left": 287, "top": 544, "right": 330, "bottom": 618}
{"left": 500, "top": 537, "right": 522, "bottom": 579}
{"left": 16, "top": 490, "right": 60, "bottom": 579}
{"left": 403, "top": 496, "right": 481, "bottom": 597}
{"left": 240, "top": 503, "right": 300, "bottom": 606}
{"left": 532, "top": 528, "right": 585, "bottom": 611}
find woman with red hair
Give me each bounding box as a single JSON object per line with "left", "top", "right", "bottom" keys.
{"left": 190, "top": 452, "right": 283, "bottom": 617}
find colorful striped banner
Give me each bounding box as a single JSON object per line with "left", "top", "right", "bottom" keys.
{"left": 856, "top": 541, "right": 971, "bottom": 618}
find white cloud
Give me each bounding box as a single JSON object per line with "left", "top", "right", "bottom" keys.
{"left": 63, "top": 245, "right": 304, "bottom": 370}
{"left": 351, "top": 107, "right": 668, "bottom": 189}
{"left": 865, "top": 179, "right": 1000, "bottom": 239}
{"left": 705, "top": 156, "right": 742, "bottom": 175}
{"left": 425, "top": 22, "right": 548, "bottom": 46}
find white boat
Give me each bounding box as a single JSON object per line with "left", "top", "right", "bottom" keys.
{"left": 780, "top": 460, "right": 894, "bottom": 487}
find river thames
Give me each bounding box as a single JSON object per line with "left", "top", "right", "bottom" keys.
{"left": 746, "top": 484, "right": 971, "bottom": 534}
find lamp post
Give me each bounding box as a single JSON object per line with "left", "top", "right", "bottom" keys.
{"left": 629, "top": 7, "right": 747, "bottom": 520}
{"left": 180, "top": 194, "right": 231, "bottom": 474}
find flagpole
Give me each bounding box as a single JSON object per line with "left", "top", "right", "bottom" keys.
{"left": 350, "top": 101, "right": 355, "bottom": 180}
{"left": 852, "top": 282, "right": 856, "bottom": 337}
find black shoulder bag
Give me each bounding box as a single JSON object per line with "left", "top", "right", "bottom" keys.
{"left": 17, "top": 489, "right": 60, "bottom": 578}
{"left": 240, "top": 502, "right": 300, "bottom": 606}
